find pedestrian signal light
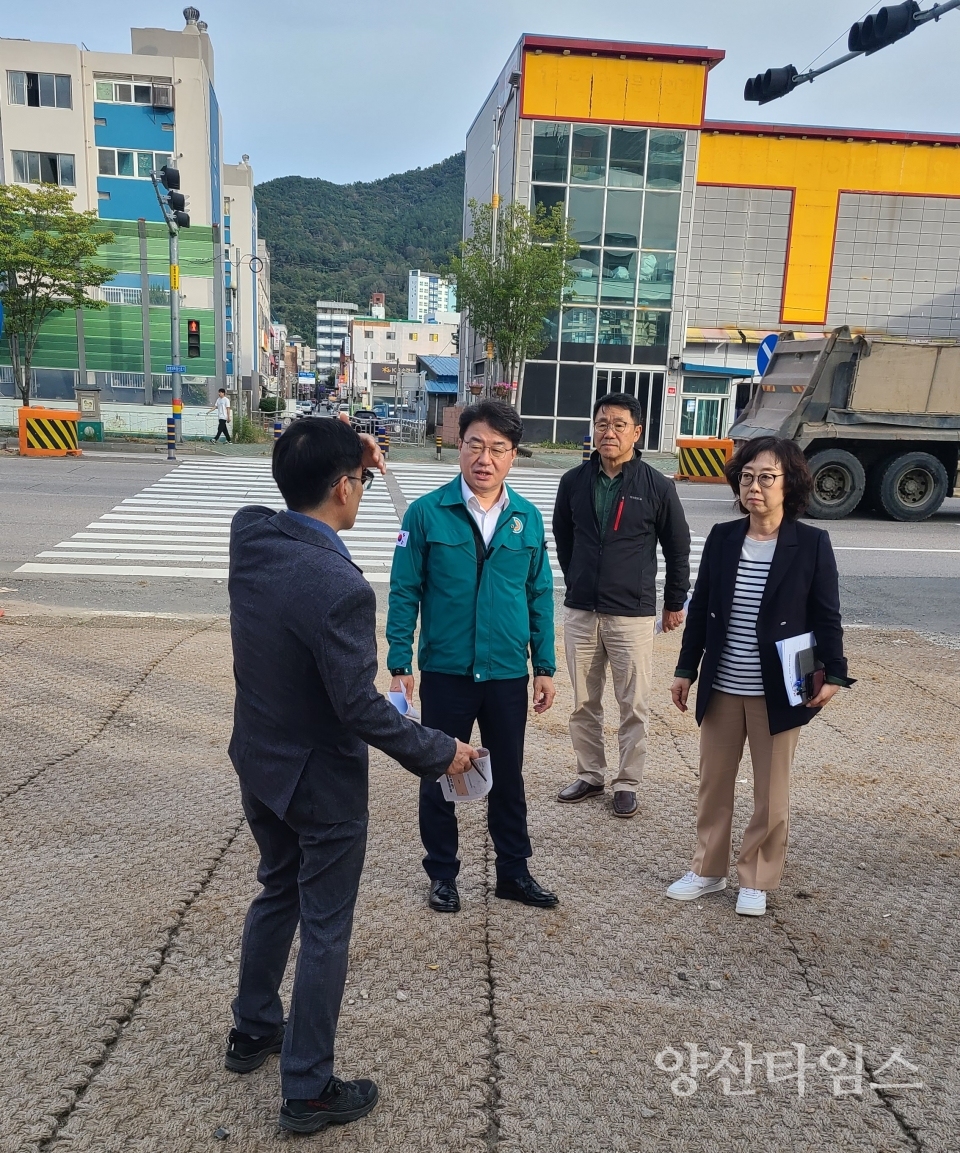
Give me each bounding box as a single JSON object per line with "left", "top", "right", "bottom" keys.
{"left": 849, "top": 1, "right": 919, "bottom": 53}
{"left": 187, "top": 318, "right": 201, "bottom": 358}
{"left": 159, "top": 165, "right": 180, "bottom": 191}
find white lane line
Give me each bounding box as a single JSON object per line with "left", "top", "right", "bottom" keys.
{"left": 54, "top": 540, "right": 229, "bottom": 553}
{"left": 833, "top": 546, "right": 960, "bottom": 553}
{"left": 17, "top": 563, "right": 229, "bottom": 578}
{"left": 41, "top": 551, "right": 228, "bottom": 562}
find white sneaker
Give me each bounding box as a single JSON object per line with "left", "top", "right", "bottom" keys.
{"left": 666, "top": 871, "right": 727, "bottom": 901}
{"left": 736, "top": 888, "right": 767, "bottom": 916}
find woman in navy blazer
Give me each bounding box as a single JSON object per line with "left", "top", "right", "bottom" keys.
{"left": 666, "top": 436, "right": 853, "bottom": 917}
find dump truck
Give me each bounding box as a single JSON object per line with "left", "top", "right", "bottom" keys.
{"left": 728, "top": 327, "right": 960, "bottom": 521}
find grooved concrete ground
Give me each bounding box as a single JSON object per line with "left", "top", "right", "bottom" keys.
{"left": 0, "top": 613, "right": 957, "bottom": 1152}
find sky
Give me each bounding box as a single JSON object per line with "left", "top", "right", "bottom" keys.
{"left": 7, "top": 0, "right": 960, "bottom": 185}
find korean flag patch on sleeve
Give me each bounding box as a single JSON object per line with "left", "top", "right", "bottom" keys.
{"left": 396, "top": 530, "right": 409, "bottom": 548}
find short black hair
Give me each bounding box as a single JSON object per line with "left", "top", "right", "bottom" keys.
{"left": 592, "top": 392, "right": 643, "bottom": 424}
{"left": 218, "top": 388, "right": 226, "bottom": 394}
{"left": 724, "top": 436, "right": 813, "bottom": 521}
{"left": 459, "top": 400, "right": 523, "bottom": 448}
{"left": 272, "top": 417, "right": 362, "bottom": 512}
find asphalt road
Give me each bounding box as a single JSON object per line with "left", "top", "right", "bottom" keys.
{"left": 2, "top": 452, "right": 958, "bottom": 636}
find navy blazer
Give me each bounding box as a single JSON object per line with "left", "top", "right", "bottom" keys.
{"left": 675, "top": 517, "right": 851, "bottom": 735}
{"left": 228, "top": 507, "right": 456, "bottom": 821}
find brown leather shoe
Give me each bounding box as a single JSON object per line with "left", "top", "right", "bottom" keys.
{"left": 612, "top": 791, "right": 637, "bottom": 818}
{"left": 557, "top": 779, "right": 604, "bottom": 803}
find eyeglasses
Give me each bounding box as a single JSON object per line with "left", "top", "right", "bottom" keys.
{"left": 738, "top": 471, "right": 783, "bottom": 489}
{"left": 337, "top": 469, "right": 375, "bottom": 492}
{"left": 593, "top": 420, "right": 635, "bottom": 434}
{"left": 462, "top": 438, "right": 513, "bottom": 459}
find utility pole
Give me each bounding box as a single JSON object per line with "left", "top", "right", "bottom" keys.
{"left": 151, "top": 166, "right": 190, "bottom": 441}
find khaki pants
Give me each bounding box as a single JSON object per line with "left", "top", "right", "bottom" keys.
{"left": 692, "top": 690, "right": 801, "bottom": 890}
{"left": 563, "top": 607, "right": 655, "bottom": 792}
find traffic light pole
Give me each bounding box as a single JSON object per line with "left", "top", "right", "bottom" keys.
{"left": 169, "top": 227, "right": 182, "bottom": 441}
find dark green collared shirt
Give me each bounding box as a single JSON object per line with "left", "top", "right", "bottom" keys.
{"left": 593, "top": 468, "right": 623, "bottom": 536}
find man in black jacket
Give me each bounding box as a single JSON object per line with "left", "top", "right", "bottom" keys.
{"left": 553, "top": 393, "right": 691, "bottom": 818}
{"left": 226, "top": 418, "right": 475, "bottom": 1134}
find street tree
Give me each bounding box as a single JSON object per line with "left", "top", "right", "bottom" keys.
{"left": 0, "top": 184, "right": 115, "bottom": 405}
{"left": 453, "top": 198, "right": 577, "bottom": 398}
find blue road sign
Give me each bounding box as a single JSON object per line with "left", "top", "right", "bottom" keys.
{"left": 757, "top": 334, "right": 779, "bottom": 377}
{"left": 165, "top": 364, "right": 186, "bottom": 373}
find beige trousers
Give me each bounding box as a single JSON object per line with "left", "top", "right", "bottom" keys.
{"left": 692, "top": 690, "right": 801, "bottom": 890}
{"left": 563, "top": 607, "right": 655, "bottom": 792}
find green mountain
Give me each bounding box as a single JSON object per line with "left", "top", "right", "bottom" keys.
{"left": 255, "top": 153, "right": 465, "bottom": 340}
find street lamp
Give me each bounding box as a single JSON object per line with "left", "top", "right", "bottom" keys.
{"left": 229, "top": 251, "right": 264, "bottom": 418}
{"left": 487, "top": 69, "right": 521, "bottom": 401}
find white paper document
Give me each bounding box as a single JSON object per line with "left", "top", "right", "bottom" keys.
{"left": 439, "top": 748, "right": 493, "bottom": 804}
{"left": 387, "top": 690, "right": 421, "bottom": 724}
{"left": 776, "top": 632, "right": 816, "bottom": 706}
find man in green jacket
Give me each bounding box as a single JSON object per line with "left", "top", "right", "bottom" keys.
{"left": 387, "top": 401, "right": 559, "bottom": 912}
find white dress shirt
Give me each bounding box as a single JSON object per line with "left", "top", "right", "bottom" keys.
{"left": 461, "top": 476, "right": 509, "bottom": 546}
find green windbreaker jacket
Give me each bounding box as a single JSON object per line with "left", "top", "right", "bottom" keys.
{"left": 386, "top": 477, "right": 556, "bottom": 681}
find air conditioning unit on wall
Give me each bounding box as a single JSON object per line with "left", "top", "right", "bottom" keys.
{"left": 152, "top": 84, "right": 174, "bottom": 110}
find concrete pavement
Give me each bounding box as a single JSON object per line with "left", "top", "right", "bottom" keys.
{"left": 0, "top": 609, "right": 957, "bottom": 1152}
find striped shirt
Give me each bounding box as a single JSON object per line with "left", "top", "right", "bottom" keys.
{"left": 713, "top": 536, "right": 777, "bottom": 696}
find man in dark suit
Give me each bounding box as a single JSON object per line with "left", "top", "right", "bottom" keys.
{"left": 225, "top": 418, "right": 476, "bottom": 1134}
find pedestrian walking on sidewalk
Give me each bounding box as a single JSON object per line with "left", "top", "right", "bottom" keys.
{"left": 225, "top": 418, "right": 476, "bottom": 1133}
{"left": 552, "top": 392, "right": 691, "bottom": 819}
{"left": 210, "top": 388, "right": 232, "bottom": 442}
{"left": 666, "top": 436, "right": 854, "bottom": 917}
{"left": 387, "top": 400, "right": 559, "bottom": 913}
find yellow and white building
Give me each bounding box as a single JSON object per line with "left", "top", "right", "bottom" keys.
{"left": 464, "top": 34, "right": 960, "bottom": 448}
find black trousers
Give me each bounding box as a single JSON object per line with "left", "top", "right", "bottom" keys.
{"left": 214, "top": 419, "right": 231, "bottom": 442}
{"left": 233, "top": 782, "right": 367, "bottom": 1099}
{"left": 418, "top": 672, "right": 531, "bottom": 882}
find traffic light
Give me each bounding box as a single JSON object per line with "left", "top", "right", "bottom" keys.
{"left": 187, "top": 318, "right": 201, "bottom": 358}
{"left": 159, "top": 165, "right": 190, "bottom": 228}
{"left": 849, "top": 2, "right": 919, "bottom": 53}
{"left": 744, "top": 64, "right": 798, "bottom": 103}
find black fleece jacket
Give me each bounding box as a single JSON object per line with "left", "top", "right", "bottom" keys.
{"left": 553, "top": 451, "right": 691, "bottom": 616}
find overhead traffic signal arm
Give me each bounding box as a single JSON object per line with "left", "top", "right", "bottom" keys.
{"left": 744, "top": 0, "right": 960, "bottom": 103}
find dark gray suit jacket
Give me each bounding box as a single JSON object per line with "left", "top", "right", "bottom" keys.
{"left": 228, "top": 506, "right": 456, "bottom": 821}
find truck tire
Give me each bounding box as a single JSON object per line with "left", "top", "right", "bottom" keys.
{"left": 876, "top": 452, "right": 948, "bottom": 522}
{"left": 806, "top": 450, "right": 866, "bottom": 519}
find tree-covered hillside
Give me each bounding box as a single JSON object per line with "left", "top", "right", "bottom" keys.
{"left": 255, "top": 153, "right": 464, "bottom": 338}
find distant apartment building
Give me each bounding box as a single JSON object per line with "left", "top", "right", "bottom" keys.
{"left": 408, "top": 269, "right": 458, "bottom": 322}
{"left": 316, "top": 301, "right": 358, "bottom": 378}
{"left": 350, "top": 294, "right": 459, "bottom": 404}
{"left": 0, "top": 8, "right": 267, "bottom": 431}
{"left": 222, "top": 157, "right": 273, "bottom": 397}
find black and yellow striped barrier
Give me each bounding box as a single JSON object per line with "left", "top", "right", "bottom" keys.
{"left": 17, "top": 407, "right": 82, "bottom": 457}
{"left": 675, "top": 437, "right": 732, "bottom": 483}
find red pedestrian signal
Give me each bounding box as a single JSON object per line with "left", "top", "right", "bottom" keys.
{"left": 187, "top": 318, "right": 201, "bottom": 358}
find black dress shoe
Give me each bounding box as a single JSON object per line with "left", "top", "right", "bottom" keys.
{"left": 495, "top": 875, "right": 559, "bottom": 908}
{"left": 279, "top": 1076, "right": 379, "bottom": 1133}
{"left": 429, "top": 878, "right": 460, "bottom": 912}
{"left": 224, "top": 1022, "right": 285, "bottom": 1072}
{"left": 557, "top": 779, "right": 604, "bottom": 803}
{"left": 613, "top": 790, "right": 638, "bottom": 818}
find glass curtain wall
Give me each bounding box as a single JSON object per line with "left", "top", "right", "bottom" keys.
{"left": 523, "top": 121, "right": 684, "bottom": 446}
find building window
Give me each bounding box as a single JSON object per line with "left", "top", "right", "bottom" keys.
{"left": 94, "top": 79, "right": 157, "bottom": 104}
{"left": 12, "top": 150, "right": 75, "bottom": 186}
{"left": 386, "top": 352, "right": 396, "bottom": 361}
{"left": 98, "top": 148, "right": 171, "bottom": 178}
{"left": 8, "top": 71, "right": 72, "bottom": 109}
{"left": 386, "top": 332, "right": 396, "bottom": 340}
{"left": 364, "top": 330, "right": 373, "bottom": 338}
{"left": 409, "top": 332, "right": 418, "bottom": 341}
{"left": 532, "top": 122, "right": 569, "bottom": 184}
{"left": 429, "top": 333, "right": 439, "bottom": 342}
